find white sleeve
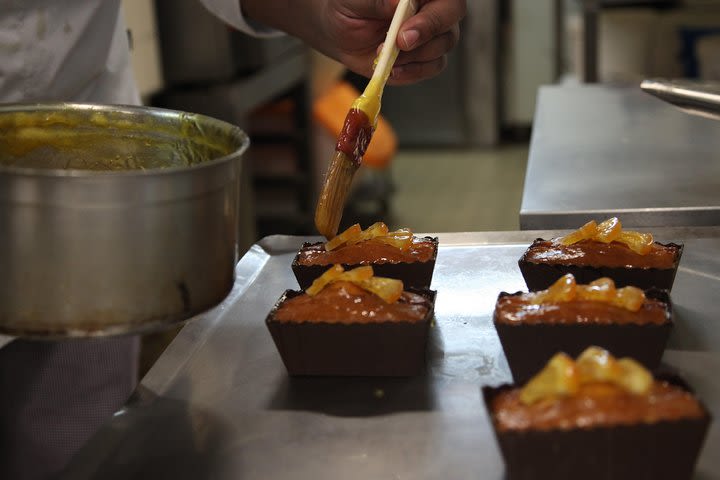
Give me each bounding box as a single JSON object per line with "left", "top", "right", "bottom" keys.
{"left": 198, "top": 0, "right": 284, "bottom": 38}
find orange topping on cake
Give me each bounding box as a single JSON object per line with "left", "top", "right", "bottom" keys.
{"left": 557, "top": 217, "right": 654, "bottom": 255}
{"left": 520, "top": 352, "right": 580, "bottom": 405}
{"left": 374, "top": 227, "right": 414, "bottom": 251}
{"left": 530, "top": 274, "right": 645, "bottom": 312}
{"left": 594, "top": 217, "right": 622, "bottom": 243}
{"left": 358, "top": 276, "right": 404, "bottom": 304}
{"left": 345, "top": 221, "right": 389, "bottom": 246}
{"left": 558, "top": 220, "right": 598, "bottom": 246}
{"left": 325, "top": 224, "right": 362, "bottom": 251}
{"left": 306, "top": 265, "right": 403, "bottom": 303}
{"left": 520, "top": 347, "right": 653, "bottom": 405}
{"left": 305, "top": 264, "right": 345, "bottom": 296}
{"left": 617, "top": 231, "right": 654, "bottom": 255}
{"left": 325, "top": 222, "right": 416, "bottom": 252}
{"left": 576, "top": 277, "right": 615, "bottom": 302}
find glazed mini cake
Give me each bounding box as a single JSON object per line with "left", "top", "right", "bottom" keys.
{"left": 266, "top": 265, "right": 436, "bottom": 376}
{"left": 494, "top": 274, "right": 672, "bottom": 384}
{"left": 519, "top": 217, "right": 683, "bottom": 291}
{"left": 292, "top": 222, "right": 438, "bottom": 289}
{"left": 483, "top": 348, "right": 711, "bottom": 480}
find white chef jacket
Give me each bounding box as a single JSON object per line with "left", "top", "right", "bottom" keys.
{"left": 0, "top": 0, "right": 272, "bottom": 105}
{"left": 0, "top": 1, "right": 266, "bottom": 479}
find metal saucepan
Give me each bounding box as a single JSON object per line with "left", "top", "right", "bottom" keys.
{"left": 0, "top": 103, "right": 249, "bottom": 338}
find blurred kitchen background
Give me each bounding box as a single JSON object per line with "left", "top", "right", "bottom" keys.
{"left": 121, "top": 0, "right": 720, "bottom": 373}
{"left": 122, "top": 0, "right": 720, "bottom": 246}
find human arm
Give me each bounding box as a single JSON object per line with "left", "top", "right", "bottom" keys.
{"left": 201, "top": 0, "right": 466, "bottom": 85}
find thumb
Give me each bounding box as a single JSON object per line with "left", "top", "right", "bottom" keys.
{"left": 398, "top": 0, "right": 466, "bottom": 50}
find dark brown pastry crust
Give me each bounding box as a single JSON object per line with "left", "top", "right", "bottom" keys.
{"left": 494, "top": 289, "right": 672, "bottom": 384}
{"left": 482, "top": 376, "right": 711, "bottom": 480}
{"left": 292, "top": 237, "right": 439, "bottom": 290}
{"left": 266, "top": 288, "right": 437, "bottom": 376}
{"left": 518, "top": 238, "right": 683, "bottom": 292}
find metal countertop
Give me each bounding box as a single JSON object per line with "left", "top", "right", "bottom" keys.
{"left": 61, "top": 228, "right": 720, "bottom": 479}
{"left": 519, "top": 85, "right": 720, "bottom": 230}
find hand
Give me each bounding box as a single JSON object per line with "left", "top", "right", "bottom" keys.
{"left": 389, "top": 0, "right": 467, "bottom": 85}
{"left": 242, "top": 0, "right": 466, "bottom": 85}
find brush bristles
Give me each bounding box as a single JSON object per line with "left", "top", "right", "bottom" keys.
{"left": 315, "top": 151, "right": 359, "bottom": 239}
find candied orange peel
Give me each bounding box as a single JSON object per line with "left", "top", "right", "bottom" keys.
{"left": 358, "top": 276, "right": 404, "bottom": 304}
{"left": 594, "top": 217, "right": 622, "bottom": 243}
{"left": 556, "top": 217, "right": 654, "bottom": 255}
{"left": 324, "top": 222, "right": 415, "bottom": 252}
{"left": 345, "top": 221, "right": 389, "bottom": 246}
{"left": 520, "top": 347, "right": 653, "bottom": 405}
{"left": 325, "top": 223, "right": 362, "bottom": 251}
{"left": 375, "top": 227, "right": 414, "bottom": 251}
{"left": 529, "top": 274, "right": 645, "bottom": 312}
{"left": 520, "top": 352, "right": 579, "bottom": 405}
{"left": 558, "top": 220, "right": 598, "bottom": 246}
{"left": 577, "top": 277, "right": 616, "bottom": 303}
{"left": 305, "top": 265, "right": 404, "bottom": 303}
{"left": 576, "top": 346, "right": 621, "bottom": 384}
{"left": 617, "top": 230, "right": 654, "bottom": 255}
{"left": 305, "top": 264, "right": 344, "bottom": 296}
{"left": 611, "top": 286, "right": 645, "bottom": 312}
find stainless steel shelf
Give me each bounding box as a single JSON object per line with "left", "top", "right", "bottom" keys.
{"left": 520, "top": 85, "right": 720, "bottom": 230}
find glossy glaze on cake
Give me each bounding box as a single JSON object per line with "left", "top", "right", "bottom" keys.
{"left": 273, "top": 281, "right": 431, "bottom": 324}
{"left": 491, "top": 381, "right": 705, "bottom": 432}
{"left": 518, "top": 239, "right": 684, "bottom": 292}
{"left": 292, "top": 237, "right": 438, "bottom": 290}
{"left": 523, "top": 239, "right": 679, "bottom": 269}
{"left": 296, "top": 237, "right": 436, "bottom": 266}
{"left": 494, "top": 294, "right": 668, "bottom": 326}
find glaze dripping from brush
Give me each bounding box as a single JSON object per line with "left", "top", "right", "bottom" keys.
{"left": 336, "top": 108, "right": 374, "bottom": 167}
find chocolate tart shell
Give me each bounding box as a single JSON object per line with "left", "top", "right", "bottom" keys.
{"left": 518, "top": 239, "right": 684, "bottom": 292}
{"left": 482, "top": 376, "right": 712, "bottom": 480}
{"left": 266, "top": 288, "right": 437, "bottom": 376}
{"left": 494, "top": 289, "right": 672, "bottom": 384}
{"left": 291, "top": 237, "right": 438, "bottom": 290}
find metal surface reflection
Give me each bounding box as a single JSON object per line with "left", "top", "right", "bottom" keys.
{"left": 63, "top": 229, "right": 720, "bottom": 479}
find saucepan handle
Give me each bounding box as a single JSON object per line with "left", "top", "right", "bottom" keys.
{"left": 641, "top": 78, "right": 720, "bottom": 121}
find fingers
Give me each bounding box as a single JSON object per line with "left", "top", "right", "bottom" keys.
{"left": 392, "top": 26, "right": 458, "bottom": 66}
{"left": 377, "top": 22, "right": 457, "bottom": 84}
{"left": 398, "top": 0, "right": 466, "bottom": 51}
{"left": 336, "top": 0, "right": 400, "bottom": 19}
{"left": 385, "top": 0, "right": 464, "bottom": 83}
{"left": 387, "top": 55, "right": 448, "bottom": 85}
{"left": 329, "top": 0, "right": 465, "bottom": 84}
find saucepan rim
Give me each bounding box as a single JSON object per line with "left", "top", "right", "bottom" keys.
{"left": 0, "top": 102, "right": 250, "bottom": 178}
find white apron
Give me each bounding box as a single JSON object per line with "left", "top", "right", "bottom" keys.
{"left": 0, "top": 1, "right": 263, "bottom": 477}
{"left": 0, "top": 2, "right": 140, "bottom": 477}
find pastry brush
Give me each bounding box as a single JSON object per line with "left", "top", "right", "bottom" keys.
{"left": 314, "top": 0, "right": 417, "bottom": 239}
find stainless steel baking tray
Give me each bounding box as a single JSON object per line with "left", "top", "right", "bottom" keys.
{"left": 61, "top": 229, "right": 720, "bottom": 479}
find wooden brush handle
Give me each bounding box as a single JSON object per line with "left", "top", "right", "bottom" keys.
{"left": 355, "top": 0, "right": 418, "bottom": 123}
{"left": 370, "top": 0, "right": 418, "bottom": 90}
{"left": 315, "top": 0, "right": 417, "bottom": 239}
